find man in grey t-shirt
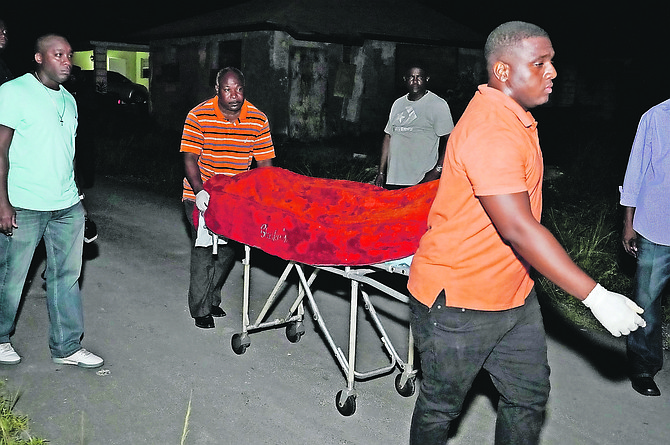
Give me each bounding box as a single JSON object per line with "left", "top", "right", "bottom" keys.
{"left": 375, "top": 65, "right": 454, "bottom": 188}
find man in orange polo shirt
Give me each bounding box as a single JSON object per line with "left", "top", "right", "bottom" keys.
{"left": 181, "top": 67, "right": 274, "bottom": 329}
{"left": 407, "top": 21, "right": 646, "bottom": 444}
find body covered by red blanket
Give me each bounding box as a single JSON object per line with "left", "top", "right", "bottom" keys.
{"left": 201, "top": 167, "right": 437, "bottom": 266}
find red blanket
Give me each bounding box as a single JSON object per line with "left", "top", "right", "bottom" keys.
{"left": 201, "top": 167, "right": 437, "bottom": 266}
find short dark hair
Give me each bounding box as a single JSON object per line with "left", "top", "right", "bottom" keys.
{"left": 34, "top": 34, "right": 68, "bottom": 55}
{"left": 484, "top": 21, "right": 549, "bottom": 70}
{"left": 216, "top": 67, "right": 245, "bottom": 87}
{"left": 402, "top": 62, "right": 429, "bottom": 78}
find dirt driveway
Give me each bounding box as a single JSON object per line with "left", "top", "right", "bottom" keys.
{"left": 0, "top": 176, "right": 668, "bottom": 444}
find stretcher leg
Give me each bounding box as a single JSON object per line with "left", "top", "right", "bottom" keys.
{"left": 231, "top": 245, "right": 252, "bottom": 354}
{"left": 292, "top": 264, "right": 359, "bottom": 415}
{"left": 230, "top": 245, "right": 416, "bottom": 415}
{"left": 339, "top": 272, "right": 360, "bottom": 415}
{"left": 358, "top": 287, "right": 415, "bottom": 397}
{"left": 319, "top": 266, "right": 417, "bottom": 397}
{"left": 394, "top": 328, "right": 416, "bottom": 397}
{"left": 347, "top": 273, "right": 359, "bottom": 392}
{"left": 232, "top": 247, "right": 310, "bottom": 354}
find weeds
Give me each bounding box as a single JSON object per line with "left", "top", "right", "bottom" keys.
{"left": 0, "top": 382, "right": 46, "bottom": 445}
{"left": 180, "top": 390, "right": 193, "bottom": 445}
{"left": 539, "top": 169, "right": 669, "bottom": 345}
{"left": 273, "top": 133, "right": 379, "bottom": 183}
{"left": 535, "top": 201, "right": 631, "bottom": 333}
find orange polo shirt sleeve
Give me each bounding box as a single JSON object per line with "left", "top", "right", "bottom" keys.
{"left": 407, "top": 85, "right": 544, "bottom": 311}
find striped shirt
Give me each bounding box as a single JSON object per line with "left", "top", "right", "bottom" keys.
{"left": 180, "top": 96, "right": 275, "bottom": 200}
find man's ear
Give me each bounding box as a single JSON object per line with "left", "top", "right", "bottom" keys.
{"left": 493, "top": 61, "right": 509, "bottom": 83}
{"left": 34, "top": 52, "right": 42, "bottom": 65}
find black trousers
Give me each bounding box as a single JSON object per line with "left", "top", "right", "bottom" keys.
{"left": 184, "top": 200, "right": 236, "bottom": 318}
{"left": 409, "top": 289, "right": 550, "bottom": 445}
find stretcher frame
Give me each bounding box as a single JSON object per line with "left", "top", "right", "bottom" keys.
{"left": 225, "top": 243, "right": 417, "bottom": 416}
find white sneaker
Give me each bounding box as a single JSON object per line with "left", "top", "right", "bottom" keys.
{"left": 0, "top": 343, "right": 21, "bottom": 365}
{"left": 52, "top": 348, "right": 103, "bottom": 368}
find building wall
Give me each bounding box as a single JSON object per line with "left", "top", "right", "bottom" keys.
{"left": 148, "top": 31, "right": 482, "bottom": 140}
{"left": 149, "top": 31, "right": 283, "bottom": 132}
{"left": 244, "top": 32, "right": 290, "bottom": 137}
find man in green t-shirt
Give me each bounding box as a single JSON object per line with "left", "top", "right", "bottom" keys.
{"left": 0, "top": 34, "right": 103, "bottom": 368}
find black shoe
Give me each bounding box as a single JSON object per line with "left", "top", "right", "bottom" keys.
{"left": 631, "top": 376, "right": 661, "bottom": 396}
{"left": 194, "top": 315, "right": 215, "bottom": 329}
{"left": 211, "top": 306, "right": 226, "bottom": 317}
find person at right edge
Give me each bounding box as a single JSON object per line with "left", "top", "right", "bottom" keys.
{"left": 407, "top": 21, "right": 646, "bottom": 445}
{"left": 620, "top": 98, "right": 670, "bottom": 397}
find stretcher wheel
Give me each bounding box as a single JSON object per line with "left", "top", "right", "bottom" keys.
{"left": 286, "top": 321, "right": 305, "bottom": 343}
{"left": 335, "top": 390, "right": 356, "bottom": 416}
{"left": 394, "top": 374, "right": 416, "bottom": 397}
{"left": 231, "top": 333, "right": 250, "bottom": 355}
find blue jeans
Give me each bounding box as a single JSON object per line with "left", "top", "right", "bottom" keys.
{"left": 409, "top": 289, "right": 550, "bottom": 445}
{"left": 0, "top": 202, "right": 85, "bottom": 358}
{"left": 627, "top": 235, "right": 670, "bottom": 377}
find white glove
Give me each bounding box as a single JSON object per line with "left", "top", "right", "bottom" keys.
{"left": 582, "top": 284, "right": 646, "bottom": 337}
{"left": 195, "top": 190, "right": 210, "bottom": 213}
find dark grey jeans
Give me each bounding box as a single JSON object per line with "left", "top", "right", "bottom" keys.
{"left": 409, "top": 289, "right": 550, "bottom": 445}
{"left": 184, "top": 200, "right": 236, "bottom": 318}
{"left": 627, "top": 235, "right": 670, "bottom": 378}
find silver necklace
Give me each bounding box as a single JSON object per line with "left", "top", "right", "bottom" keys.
{"left": 35, "top": 72, "right": 65, "bottom": 126}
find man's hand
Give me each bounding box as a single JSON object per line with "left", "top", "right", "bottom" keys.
{"left": 374, "top": 172, "right": 385, "bottom": 187}
{"left": 582, "top": 284, "right": 646, "bottom": 337}
{"left": 622, "top": 206, "right": 638, "bottom": 258}
{"left": 0, "top": 201, "right": 16, "bottom": 236}
{"left": 195, "top": 190, "right": 210, "bottom": 213}
{"left": 622, "top": 226, "right": 638, "bottom": 258}
{"left": 376, "top": 134, "right": 390, "bottom": 188}
{"left": 420, "top": 167, "right": 441, "bottom": 184}
{"left": 0, "top": 124, "right": 16, "bottom": 236}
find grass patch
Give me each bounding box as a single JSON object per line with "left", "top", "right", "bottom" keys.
{"left": 0, "top": 381, "right": 46, "bottom": 444}
{"left": 535, "top": 201, "right": 632, "bottom": 333}
{"left": 539, "top": 132, "right": 670, "bottom": 343}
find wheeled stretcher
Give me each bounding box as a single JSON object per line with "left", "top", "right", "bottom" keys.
{"left": 200, "top": 167, "right": 438, "bottom": 415}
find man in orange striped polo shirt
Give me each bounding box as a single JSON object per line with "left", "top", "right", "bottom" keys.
{"left": 181, "top": 67, "right": 275, "bottom": 329}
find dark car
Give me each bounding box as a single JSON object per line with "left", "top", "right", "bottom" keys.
{"left": 68, "top": 68, "right": 149, "bottom": 105}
